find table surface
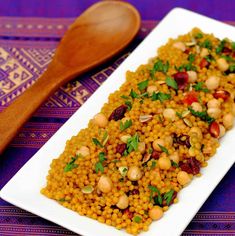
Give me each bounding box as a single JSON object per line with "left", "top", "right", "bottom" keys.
{"left": 0, "top": 1, "right": 234, "bottom": 235}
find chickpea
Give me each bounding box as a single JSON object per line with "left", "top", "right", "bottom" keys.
{"left": 223, "top": 113, "right": 234, "bottom": 129}
{"left": 219, "top": 124, "right": 226, "bottom": 138}
{"left": 138, "top": 142, "right": 146, "bottom": 154}
{"left": 149, "top": 206, "right": 163, "bottom": 220}
{"left": 187, "top": 71, "right": 197, "bottom": 83}
{"left": 116, "top": 194, "right": 129, "bottom": 209}
{"left": 127, "top": 166, "right": 142, "bottom": 181}
{"left": 177, "top": 171, "right": 191, "bottom": 186}
{"left": 158, "top": 156, "right": 171, "bottom": 170}
{"left": 147, "top": 85, "right": 158, "bottom": 96}
{"left": 120, "top": 134, "right": 131, "bottom": 143}
{"left": 152, "top": 139, "right": 165, "bottom": 151}
{"left": 169, "top": 152, "right": 179, "bottom": 163}
{"left": 189, "top": 127, "right": 203, "bottom": 140}
{"left": 191, "top": 102, "right": 202, "bottom": 112}
{"left": 207, "top": 99, "right": 220, "bottom": 108}
{"left": 173, "top": 41, "right": 186, "bottom": 51}
{"left": 164, "top": 135, "right": 173, "bottom": 147}
{"left": 217, "top": 58, "right": 229, "bottom": 71}
{"left": 76, "top": 146, "right": 90, "bottom": 157}
{"left": 200, "top": 48, "right": 209, "bottom": 57}
{"left": 93, "top": 113, "right": 108, "bottom": 128}
{"left": 98, "top": 175, "right": 112, "bottom": 193}
{"left": 205, "top": 76, "right": 220, "bottom": 90}
{"left": 163, "top": 108, "right": 176, "bottom": 121}
{"left": 207, "top": 107, "right": 221, "bottom": 119}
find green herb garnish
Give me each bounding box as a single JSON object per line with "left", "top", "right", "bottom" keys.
{"left": 151, "top": 92, "right": 171, "bottom": 102}
{"left": 151, "top": 161, "right": 157, "bottom": 169}
{"left": 101, "top": 131, "right": 109, "bottom": 145}
{"left": 188, "top": 106, "right": 214, "bottom": 123}
{"left": 150, "top": 60, "right": 169, "bottom": 78}
{"left": 129, "top": 89, "right": 138, "bottom": 98}
{"left": 176, "top": 111, "right": 183, "bottom": 118}
{"left": 148, "top": 185, "right": 162, "bottom": 204}
{"left": 171, "top": 160, "right": 179, "bottom": 167}
{"left": 163, "top": 189, "right": 175, "bottom": 205}
{"left": 64, "top": 156, "right": 78, "bottom": 172}
{"left": 126, "top": 133, "right": 139, "bottom": 153}
{"left": 229, "top": 64, "right": 235, "bottom": 72}
{"left": 215, "top": 39, "right": 226, "bottom": 54}
{"left": 166, "top": 76, "right": 178, "bottom": 90}
{"left": 120, "top": 119, "right": 132, "bottom": 131}
{"left": 200, "top": 39, "right": 212, "bottom": 49}
{"left": 158, "top": 144, "right": 169, "bottom": 154}
{"left": 95, "top": 152, "right": 107, "bottom": 173}
{"left": 125, "top": 101, "right": 132, "bottom": 111}
{"left": 193, "top": 82, "right": 209, "bottom": 93}
{"left": 204, "top": 55, "right": 214, "bottom": 63}
{"left": 133, "top": 216, "right": 142, "bottom": 223}
{"left": 195, "top": 32, "right": 203, "bottom": 39}
{"left": 120, "top": 95, "right": 129, "bottom": 99}
{"left": 92, "top": 138, "right": 103, "bottom": 148}
{"left": 188, "top": 53, "right": 196, "bottom": 63}
{"left": 232, "top": 42, "right": 235, "bottom": 50}
{"left": 221, "top": 55, "right": 235, "bottom": 62}
{"left": 138, "top": 80, "right": 149, "bottom": 91}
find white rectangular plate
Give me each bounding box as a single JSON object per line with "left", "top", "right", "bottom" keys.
{"left": 1, "top": 8, "right": 235, "bottom": 236}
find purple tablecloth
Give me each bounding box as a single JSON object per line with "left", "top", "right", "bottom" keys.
{"left": 0, "top": 1, "right": 234, "bottom": 235}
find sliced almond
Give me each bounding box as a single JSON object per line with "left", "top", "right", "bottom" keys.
{"left": 139, "top": 114, "right": 153, "bottom": 123}
{"left": 182, "top": 110, "right": 190, "bottom": 117}
{"left": 142, "top": 153, "right": 151, "bottom": 163}
{"left": 183, "top": 118, "right": 192, "bottom": 127}
{"left": 119, "top": 166, "right": 128, "bottom": 177}
{"left": 185, "top": 41, "right": 196, "bottom": 46}
{"left": 82, "top": 185, "right": 94, "bottom": 194}
{"left": 156, "top": 80, "right": 166, "bottom": 85}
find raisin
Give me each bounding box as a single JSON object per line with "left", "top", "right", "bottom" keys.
{"left": 151, "top": 150, "right": 160, "bottom": 159}
{"left": 116, "top": 143, "right": 127, "bottom": 155}
{"left": 108, "top": 105, "right": 128, "bottom": 121}
{"left": 172, "top": 72, "right": 189, "bottom": 89}
{"left": 179, "top": 157, "right": 201, "bottom": 175}
{"left": 173, "top": 134, "right": 190, "bottom": 148}
{"left": 123, "top": 208, "right": 134, "bottom": 219}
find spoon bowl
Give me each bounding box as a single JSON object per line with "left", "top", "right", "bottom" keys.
{"left": 0, "top": 1, "right": 141, "bottom": 154}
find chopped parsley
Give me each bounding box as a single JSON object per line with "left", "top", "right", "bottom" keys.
{"left": 148, "top": 185, "right": 162, "bottom": 205}
{"left": 221, "top": 55, "right": 235, "bottom": 63}
{"left": 229, "top": 64, "right": 235, "bottom": 72}
{"left": 126, "top": 133, "right": 139, "bottom": 153}
{"left": 138, "top": 80, "right": 149, "bottom": 91}
{"left": 151, "top": 91, "right": 171, "bottom": 102}
{"left": 195, "top": 32, "right": 203, "bottom": 39}
{"left": 64, "top": 156, "right": 78, "bottom": 172}
{"left": 215, "top": 39, "right": 226, "bottom": 54}
{"left": 150, "top": 60, "right": 169, "bottom": 78}
{"left": 125, "top": 101, "right": 132, "bottom": 111}
{"left": 200, "top": 39, "right": 212, "bottom": 49}
{"left": 204, "top": 55, "right": 214, "bottom": 63}
{"left": 158, "top": 144, "right": 169, "bottom": 154}
{"left": 171, "top": 160, "right": 179, "bottom": 167}
{"left": 166, "top": 76, "right": 178, "bottom": 90}
{"left": 188, "top": 106, "right": 214, "bottom": 124}
{"left": 163, "top": 189, "right": 175, "bottom": 205}
{"left": 95, "top": 152, "right": 107, "bottom": 173}
{"left": 130, "top": 89, "right": 138, "bottom": 98}
{"left": 101, "top": 131, "right": 109, "bottom": 145}
{"left": 150, "top": 161, "right": 157, "bottom": 169}
{"left": 133, "top": 216, "right": 142, "bottom": 223}
{"left": 92, "top": 138, "right": 103, "bottom": 148}
{"left": 232, "top": 42, "right": 235, "bottom": 50}
{"left": 192, "top": 82, "right": 209, "bottom": 93}
{"left": 176, "top": 111, "right": 183, "bottom": 118}
{"left": 120, "top": 119, "right": 132, "bottom": 131}
{"left": 188, "top": 53, "right": 196, "bottom": 63}
{"left": 120, "top": 95, "right": 129, "bottom": 99}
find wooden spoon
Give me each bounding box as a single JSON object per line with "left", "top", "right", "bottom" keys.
{"left": 0, "top": 1, "right": 140, "bottom": 154}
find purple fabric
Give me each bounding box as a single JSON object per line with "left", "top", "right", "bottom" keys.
{"left": 0, "top": 1, "right": 235, "bottom": 235}
{"left": 0, "top": 0, "right": 235, "bottom": 21}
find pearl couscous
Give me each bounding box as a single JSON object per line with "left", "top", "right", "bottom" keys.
{"left": 41, "top": 28, "right": 235, "bottom": 235}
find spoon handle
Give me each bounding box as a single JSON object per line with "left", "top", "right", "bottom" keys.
{"left": 0, "top": 63, "right": 67, "bottom": 154}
